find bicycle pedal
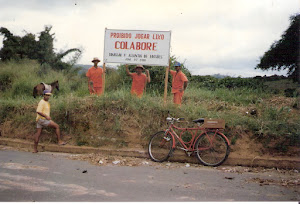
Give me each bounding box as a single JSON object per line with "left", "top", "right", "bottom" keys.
{"left": 186, "top": 152, "right": 193, "bottom": 157}
{"left": 164, "top": 136, "right": 171, "bottom": 141}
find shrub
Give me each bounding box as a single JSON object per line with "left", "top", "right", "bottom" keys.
{"left": 190, "top": 75, "right": 265, "bottom": 90}
{"left": 284, "top": 88, "right": 298, "bottom": 97}
{"left": 0, "top": 70, "right": 14, "bottom": 91}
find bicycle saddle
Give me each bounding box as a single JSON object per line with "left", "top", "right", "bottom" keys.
{"left": 192, "top": 118, "right": 205, "bottom": 123}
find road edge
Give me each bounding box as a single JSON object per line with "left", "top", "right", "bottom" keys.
{"left": 0, "top": 137, "right": 299, "bottom": 170}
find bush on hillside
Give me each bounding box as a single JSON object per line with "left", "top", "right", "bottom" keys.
{"left": 190, "top": 75, "right": 265, "bottom": 90}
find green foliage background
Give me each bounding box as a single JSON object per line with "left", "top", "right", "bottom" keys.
{"left": 0, "top": 21, "right": 299, "bottom": 154}
{"left": 256, "top": 14, "right": 300, "bottom": 83}
{"left": 0, "top": 26, "right": 81, "bottom": 71}
{"left": 0, "top": 59, "right": 299, "bottom": 153}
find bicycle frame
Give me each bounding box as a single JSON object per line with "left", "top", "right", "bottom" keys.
{"left": 165, "top": 123, "right": 230, "bottom": 152}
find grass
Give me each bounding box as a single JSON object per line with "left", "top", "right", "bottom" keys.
{"left": 0, "top": 59, "right": 299, "bottom": 152}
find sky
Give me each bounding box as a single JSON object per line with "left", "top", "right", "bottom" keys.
{"left": 0, "top": 0, "right": 299, "bottom": 77}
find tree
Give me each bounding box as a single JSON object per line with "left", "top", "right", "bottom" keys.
{"left": 36, "top": 26, "right": 55, "bottom": 64}
{"left": 0, "top": 26, "right": 81, "bottom": 70}
{"left": 20, "top": 33, "right": 38, "bottom": 59}
{"left": 256, "top": 14, "right": 300, "bottom": 84}
{"left": 0, "top": 27, "right": 22, "bottom": 61}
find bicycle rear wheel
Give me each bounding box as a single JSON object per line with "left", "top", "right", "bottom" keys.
{"left": 195, "top": 132, "right": 229, "bottom": 166}
{"left": 148, "top": 131, "right": 173, "bottom": 162}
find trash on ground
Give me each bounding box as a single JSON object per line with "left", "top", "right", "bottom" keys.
{"left": 247, "top": 177, "right": 300, "bottom": 187}
{"left": 112, "top": 160, "right": 120, "bottom": 165}
{"left": 183, "top": 183, "right": 191, "bottom": 188}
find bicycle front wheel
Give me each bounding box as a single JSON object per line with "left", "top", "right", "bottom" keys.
{"left": 195, "top": 132, "right": 229, "bottom": 166}
{"left": 148, "top": 131, "right": 173, "bottom": 162}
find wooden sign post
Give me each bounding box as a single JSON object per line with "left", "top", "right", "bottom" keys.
{"left": 102, "top": 63, "right": 106, "bottom": 93}
{"left": 163, "top": 61, "right": 170, "bottom": 104}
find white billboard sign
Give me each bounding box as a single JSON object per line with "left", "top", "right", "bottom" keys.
{"left": 104, "top": 29, "right": 171, "bottom": 66}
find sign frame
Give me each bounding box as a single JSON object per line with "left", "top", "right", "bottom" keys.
{"left": 103, "top": 28, "right": 171, "bottom": 67}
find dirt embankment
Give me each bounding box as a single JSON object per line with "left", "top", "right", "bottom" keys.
{"left": 1, "top": 114, "right": 299, "bottom": 167}
{"left": 0, "top": 95, "right": 299, "bottom": 163}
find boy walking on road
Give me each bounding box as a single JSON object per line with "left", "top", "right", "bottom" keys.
{"left": 33, "top": 90, "right": 66, "bottom": 153}
{"left": 126, "top": 64, "right": 151, "bottom": 98}
{"left": 170, "top": 62, "right": 188, "bottom": 105}
{"left": 86, "top": 57, "right": 104, "bottom": 96}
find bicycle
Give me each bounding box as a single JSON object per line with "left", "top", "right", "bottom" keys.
{"left": 148, "top": 115, "right": 230, "bottom": 167}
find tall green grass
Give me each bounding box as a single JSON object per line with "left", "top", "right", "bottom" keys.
{"left": 0, "top": 59, "right": 299, "bottom": 152}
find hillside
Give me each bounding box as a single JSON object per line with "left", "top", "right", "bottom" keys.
{"left": 0, "top": 60, "right": 299, "bottom": 159}
{"left": 76, "top": 64, "right": 117, "bottom": 74}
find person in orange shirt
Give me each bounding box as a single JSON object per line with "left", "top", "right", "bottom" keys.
{"left": 86, "top": 57, "right": 104, "bottom": 96}
{"left": 126, "top": 64, "right": 151, "bottom": 98}
{"left": 169, "top": 62, "right": 188, "bottom": 105}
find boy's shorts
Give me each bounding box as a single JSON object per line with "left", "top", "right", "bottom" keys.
{"left": 37, "top": 119, "right": 51, "bottom": 128}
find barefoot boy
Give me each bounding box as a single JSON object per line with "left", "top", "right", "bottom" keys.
{"left": 33, "top": 90, "right": 66, "bottom": 153}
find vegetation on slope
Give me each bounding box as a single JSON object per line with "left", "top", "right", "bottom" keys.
{"left": 0, "top": 60, "right": 299, "bottom": 154}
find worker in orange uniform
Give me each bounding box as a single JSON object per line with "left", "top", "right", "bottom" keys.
{"left": 86, "top": 57, "right": 104, "bottom": 96}
{"left": 169, "top": 62, "right": 188, "bottom": 105}
{"left": 126, "top": 64, "right": 151, "bottom": 98}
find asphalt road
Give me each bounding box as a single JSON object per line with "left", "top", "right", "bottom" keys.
{"left": 0, "top": 149, "right": 299, "bottom": 201}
